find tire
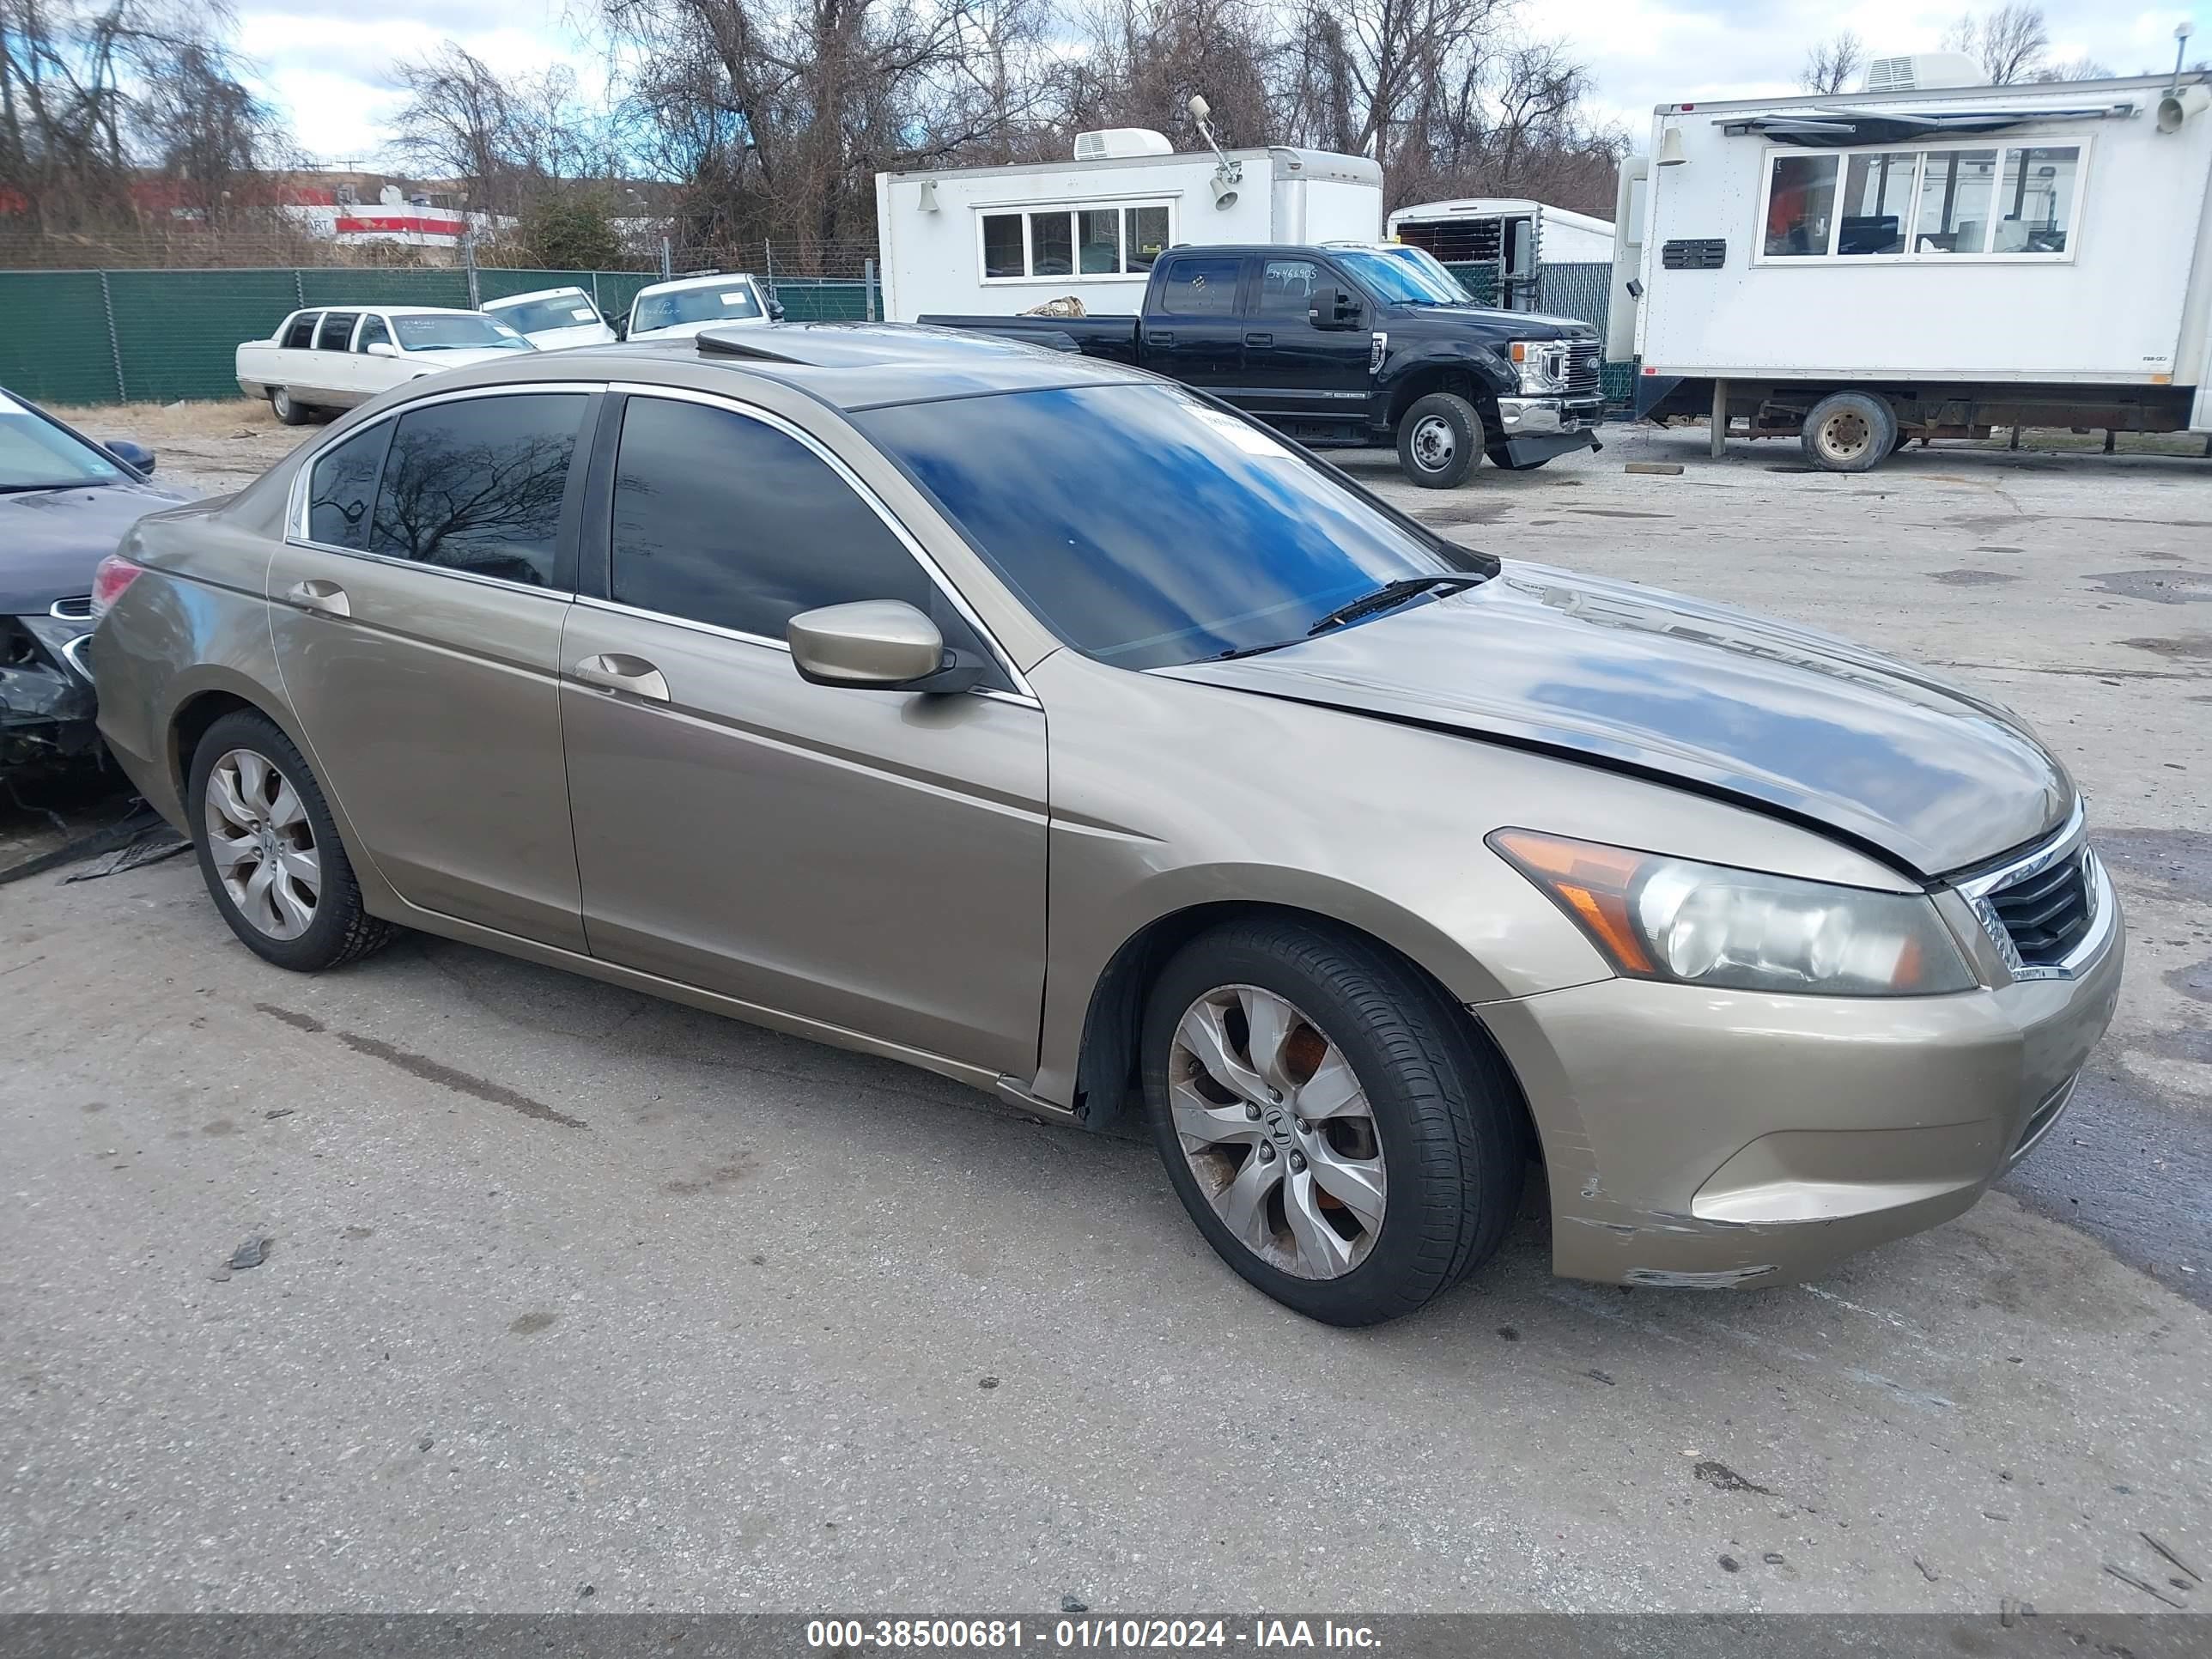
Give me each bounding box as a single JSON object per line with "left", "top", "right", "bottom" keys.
{"left": 187, "top": 708, "right": 397, "bottom": 972}
{"left": 1140, "top": 917, "right": 1522, "bottom": 1326}
{"left": 270, "top": 386, "right": 312, "bottom": 427}
{"left": 1396, "top": 392, "right": 1482, "bottom": 489}
{"left": 1801, "top": 391, "right": 1898, "bottom": 473}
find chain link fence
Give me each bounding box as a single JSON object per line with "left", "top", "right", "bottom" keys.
{"left": 1446, "top": 258, "right": 1632, "bottom": 410}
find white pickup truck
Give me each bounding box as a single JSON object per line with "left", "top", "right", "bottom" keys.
{"left": 235, "top": 306, "right": 537, "bottom": 425}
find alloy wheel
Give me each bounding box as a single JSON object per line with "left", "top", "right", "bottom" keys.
{"left": 204, "top": 747, "right": 320, "bottom": 940}
{"left": 1168, "top": 984, "right": 1388, "bottom": 1279}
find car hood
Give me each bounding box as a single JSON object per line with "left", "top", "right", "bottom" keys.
{"left": 0, "top": 479, "right": 185, "bottom": 611}
{"left": 1157, "top": 562, "right": 2071, "bottom": 878}
{"left": 1395, "top": 304, "right": 1594, "bottom": 339}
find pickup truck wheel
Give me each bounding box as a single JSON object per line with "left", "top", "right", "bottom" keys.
{"left": 1802, "top": 392, "right": 1897, "bottom": 473}
{"left": 270, "top": 386, "right": 312, "bottom": 427}
{"left": 1397, "top": 392, "right": 1481, "bottom": 489}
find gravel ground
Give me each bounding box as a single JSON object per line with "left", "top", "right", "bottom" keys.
{"left": 2, "top": 408, "right": 2206, "bottom": 1616}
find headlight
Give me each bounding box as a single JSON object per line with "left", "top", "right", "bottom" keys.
{"left": 1508, "top": 340, "right": 1568, "bottom": 394}
{"left": 1489, "top": 830, "right": 1977, "bottom": 998}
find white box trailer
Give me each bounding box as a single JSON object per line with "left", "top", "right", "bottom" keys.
{"left": 1608, "top": 64, "right": 2212, "bottom": 469}
{"left": 1386, "top": 198, "right": 1614, "bottom": 308}
{"left": 874, "top": 136, "right": 1382, "bottom": 322}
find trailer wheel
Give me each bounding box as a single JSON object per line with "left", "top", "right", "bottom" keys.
{"left": 1802, "top": 392, "right": 1897, "bottom": 473}
{"left": 1397, "top": 392, "right": 1481, "bottom": 489}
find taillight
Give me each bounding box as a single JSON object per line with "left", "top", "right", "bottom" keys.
{"left": 89, "top": 553, "right": 143, "bottom": 621}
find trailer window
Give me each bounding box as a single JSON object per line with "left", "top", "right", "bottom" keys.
{"left": 1911, "top": 149, "right": 1996, "bottom": 253}
{"left": 1759, "top": 144, "right": 2081, "bottom": 261}
{"left": 1839, "top": 152, "right": 1914, "bottom": 254}
{"left": 1994, "top": 147, "right": 2077, "bottom": 252}
{"left": 1764, "top": 155, "right": 1837, "bottom": 257}
{"left": 979, "top": 201, "right": 1175, "bottom": 281}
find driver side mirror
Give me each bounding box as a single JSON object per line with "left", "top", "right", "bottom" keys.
{"left": 786, "top": 600, "right": 987, "bottom": 694}
{"left": 767, "top": 298, "right": 786, "bottom": 322}
{"left": 1307, "top": 284, "right": 1361, "bottom": 330}
{"left": 102, "top": 438, "right": 155, "bottom": 475}
{"left": 363, "top": 341, "right": 398, "bottom": 358}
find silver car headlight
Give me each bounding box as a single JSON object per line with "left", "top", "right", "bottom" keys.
{"left": 1508, "top": 340, "right": 1568, "bottom": 395}
{"left": 1489, "top": 830, "right": 1978, "bottom": 998}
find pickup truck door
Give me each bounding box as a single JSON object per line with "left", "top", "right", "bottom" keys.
{"left": 1228, "top": 257, "right": 1374, "bottom": 425}
{"left": 1141, "top": 252, "right": 1247, "bottom": 391}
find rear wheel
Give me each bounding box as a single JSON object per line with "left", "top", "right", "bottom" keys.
{"left": 1141, "top": 917, "right": 1522, "bottom": 1325}
{"left": 270, "top": 386, "right": 312, "bottom": 427}
{"left": 1802, "top": 391, "right": 1898, "bottom": 473}
{"left": 1396, "top": 392, "right": 1481, "bottom": 489}
{"left": 188, "top": 709, "right": 396, "bottom": 971}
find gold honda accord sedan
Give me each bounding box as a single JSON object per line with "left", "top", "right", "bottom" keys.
{"left": 90, "top": 325, "right": 2123, "bottom": 1324}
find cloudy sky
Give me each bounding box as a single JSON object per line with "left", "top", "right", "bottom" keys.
{"left": 238, "top": 0, "right": 2207, "bottom": 167}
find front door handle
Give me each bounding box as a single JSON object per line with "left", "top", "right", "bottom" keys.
{"left": 1243, "top": 331, "right": 1273, "bottom": 347}
{"left": 573, "top": 653, "right": 670, "bottom": 702}
{"left": 284, "top": 578, "right": 349, "bottom": 619}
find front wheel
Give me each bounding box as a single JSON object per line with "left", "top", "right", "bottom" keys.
{"left": 1802, "top": 391, "right": 1898, "bottom": 473}
{"left": 1396, "top": 392, "right": 1482, "bottom": 489}
{"left": 1141, "top": 918, "right": 1523, "bottom": 1325}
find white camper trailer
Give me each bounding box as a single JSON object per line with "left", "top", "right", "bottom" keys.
{"left": 1386, "top": 198, "right": 1615, "bottom": 309}
{"left": 874, "top": 130, "right": 1382, "bottom": 322}
{"left": 1609, "top": 59, "right": 2212, "bottom": 470}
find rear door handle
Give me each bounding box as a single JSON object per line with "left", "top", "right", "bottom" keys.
{"left": 283, "top": 578, "right": 349, "bottom": 619}
{"left": 1243, "top": 331, "right": 1273, "bottom": 347}
{"left": 572, "top": 653, "right": 670, "bottom": 702}
{"left": 1144, "top": 331, "right": 1176, "bottom": 346}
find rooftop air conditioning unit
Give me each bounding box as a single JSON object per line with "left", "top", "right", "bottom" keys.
{"left": 1860, "top": 52, "right": 1984, "bottom": 93}
{"left": 1074, "top": 128, "right": 1175, "bottom": 161}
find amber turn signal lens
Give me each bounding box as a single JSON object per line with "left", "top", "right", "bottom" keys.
{"left": 1488, "top": 830, "right": 1656, "bottom": 975}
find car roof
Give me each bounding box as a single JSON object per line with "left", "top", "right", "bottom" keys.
{"left": 417, "top": 322, "right": 1157, "bottom": 411}
{"left": 635, "top": 272, "right": 762, "bottom": 295}
{"left": 294, "top": 305, "right": 484, "bottom": 318}
{"left": 483, "top": 287, "right": 588, "bottom": 307}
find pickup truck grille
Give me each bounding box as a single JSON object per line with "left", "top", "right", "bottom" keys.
{"left": 1563, "top": 338, "right": 1601, "bottom": 400}
{"left": 1988, "top": 848, "right": 2094, "bottom": 966}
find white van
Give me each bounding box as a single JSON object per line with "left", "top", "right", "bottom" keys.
{"left": 481, "top": 287, "right": 618, "bottom": 350}
{"left": 625, "top": 273, "right": 782, "bottom": 342}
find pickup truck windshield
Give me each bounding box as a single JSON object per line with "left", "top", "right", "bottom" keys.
{"left": 856, "top": 384, "right": 1480, "bottom": 670}
{"left": 0, "top": 396, "right": 125, "bottom": 490}
{"left": 634, "top": 284, "right": 762, "bottom": 331}
{"left": 1332, "top": 249, "right": 1465, "bottom": 307}
{"left": 392, "top": 314, "right": 531, "bottom": 352}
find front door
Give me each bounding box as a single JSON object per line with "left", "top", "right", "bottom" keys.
{"left": 1142, "top": 252, "right": 1247, "bottom": 392}
{"left": 1229, "top": 257, "right": 1373, "bottom": 426}
{"left": 265, "top": 386, "right": 594, "bottom": 949}
{"left": 559, "top": 391, "right": 1048, "bottom": 1077}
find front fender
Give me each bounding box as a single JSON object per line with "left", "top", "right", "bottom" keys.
{"left": 1376, "top": 340, "right": 1517, "bottom": 406}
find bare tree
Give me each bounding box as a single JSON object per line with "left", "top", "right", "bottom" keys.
{"left": 1800, "top": 31, "right": 1863, "bottom": 94}
{"left": 2033, "top": 57, "right": 2113, "bottom": 82}
{"left": 1946, "top": 4, "right": 2051, "bottom": 85}
{"left": 389, "top": 43, "right": 612, "bottom": 215}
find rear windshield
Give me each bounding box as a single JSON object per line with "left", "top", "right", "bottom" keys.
{"left": 855, "top": 383, "right": 1473, "bottom": 670}
{"left": 392, "top": 313, "right": 532, "bottom": 352}
{"left": 489, "top": 295, "right": 603, "bottom": 335}
{"left": 634, "top": 283, "right": 762, "bottom": 331}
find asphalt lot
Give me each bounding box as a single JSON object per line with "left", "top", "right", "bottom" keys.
{"left": 2, "top": 416, "right": 2208, "bottom": 1614}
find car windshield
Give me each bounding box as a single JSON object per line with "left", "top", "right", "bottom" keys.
{"left": 856, "top": 383, "right": 1481, "bottom": 670}
{"left": 392, "top": 313, "right": 532, "bottom": 352}
{"left": 1334, "top": 248, "right": 1467, "bottom": 306}
{"left": 487, "top": 295, "right": 602, "bottom": 335}
{"left": 0, "top": 393, "right": 126, "bottom": 490}
{"left": 633, "top": 283, "right": 761, "bottom": 331}
{"left": 1389, "top": 246, "right": 1476, "bottom": 301}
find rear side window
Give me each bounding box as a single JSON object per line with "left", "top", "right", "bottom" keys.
{"left": 282, "top": 313, "right": 319, "bottom": 349}
{"left": 301, "top": 394, "right": 586, "bottom": 583}
{"left": 609, "top": 396, "right": 951, "bottom": 645}
{"left": 316, "top": 313, "right": 357, "bottom": 351}
{"left": 1157, "top": 256, "right": 1242, "bottom": 316}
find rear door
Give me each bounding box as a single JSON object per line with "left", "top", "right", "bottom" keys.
{"left": 265, "top": 385, "right": 595, "bottom": 949}
{"left": 1231, "top": 255, "right": 1374, "bottom": 424}
{"left": 311, "top": 311, "right": 363, "bottom": 403}
{"left": 1141, "top": 252, "right": 1247, "bottom": 391}
{"left": 558, "top": 387, "right": 1048, "bottom": 1075}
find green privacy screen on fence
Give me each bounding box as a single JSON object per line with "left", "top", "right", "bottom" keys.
{"left": 0, "top": 269, "right": 883, "bottom": 406}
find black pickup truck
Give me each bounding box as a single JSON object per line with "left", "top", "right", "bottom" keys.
{"left": 923, "top": 242, "right": 1601, "bottom": 488}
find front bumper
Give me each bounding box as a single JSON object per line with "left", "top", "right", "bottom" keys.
{"left": 1, "top": 615, "right": 100, "bottom": 772}
{"left": 1492, "top": 396, "right": 1603, "bottom": 466}
{"left": 1480, "top": 860, "right": 2124, "bottom": 1287}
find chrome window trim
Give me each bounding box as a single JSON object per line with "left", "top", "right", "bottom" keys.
{"left": 1953, "top": 798, "right": 2111, "bottom": 982}
{"left": 606, "top": 381, "right": 1037, "bottom": 702}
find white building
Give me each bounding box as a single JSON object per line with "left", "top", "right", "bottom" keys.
{"left": 1608, "top": 57, "right": 2212, "bottom": 465}
{"left": 874, "top": 131, "right": 1382, "bottom": 322}
{"left": 1385, "top": 198, "right": 1615, "bottom": 309}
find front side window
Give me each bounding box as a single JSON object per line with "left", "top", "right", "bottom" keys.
{"left": 356, "top": 315, "right": 392, "bottom": 352}
{"left": 316, "top": 313, "right": 358, "bottom": 351}
{"left": 1157, "top": 256, "right": 1241, "bottom": 316}
{"left": 282, "top": 313, "right": 319, "bottom": 350}
{"left": 1762, "top": 144, "right": 2081, "bottom": 258}
{"left": 362, "top": 393, "right": 586, "bottom": 584}
{"left": 980, "top": 201, "right": 1173, "bottom": 280}
{"left": 857, "top": 383, "right": 1478, "bottom": 671}
{"left": 1258, "top": 259, "right": 1322, "bottom": 319}
{"left": 610, "top": 397, "right": 965, "bottom": 650}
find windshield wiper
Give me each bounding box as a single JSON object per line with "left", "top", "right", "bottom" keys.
{"left": 1306, "top": 574, "right": 1479, "bottom": 637}
{"left": 0, "top": 481, "right": 89, "bottom": 495}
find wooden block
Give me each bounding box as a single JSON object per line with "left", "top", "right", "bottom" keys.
{"left": 1624, "top": 462, "right": 1684, "bottom": 476}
